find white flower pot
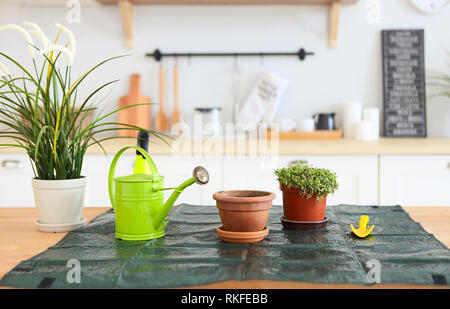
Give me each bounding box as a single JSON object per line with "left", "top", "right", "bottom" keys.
{"left": 32, "top": 177, "right": 86, "bottom": 232}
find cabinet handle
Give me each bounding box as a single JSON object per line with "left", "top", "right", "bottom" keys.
{"left": 447, "top": 162, "right": 450, "bottom": 169}
{"left": 1, "top": 160, "right": 23, "bottom": 169}
{"left": 289, "top": 160, "right": 308, "bottom": 167}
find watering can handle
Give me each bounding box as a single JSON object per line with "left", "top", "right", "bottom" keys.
{"left": 108, "top": 146, "right": 159, "bottom": 211}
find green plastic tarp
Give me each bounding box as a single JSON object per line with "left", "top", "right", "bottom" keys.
{"left": 1, "top": 204, "right": 449, "bottom": 288}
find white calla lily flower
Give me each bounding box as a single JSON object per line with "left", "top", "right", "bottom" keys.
{"left": 55, "top": 23, "right": 76, "bottom": 57}
{"left": 23, "top": 21, "right": 50, "bottom": 50}
{"left": 0, "top": 24, "right": 35, "bottom": 58}
{"left": 41, "top": 44, "right": 74, "bottom": 67}
{"left": 0, "top": 61, "right": 10, "bottom": 77}
{"left": 29, "top": 30, "right": 51, "bottom": 49}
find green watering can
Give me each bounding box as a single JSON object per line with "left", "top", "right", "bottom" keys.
{"left": 108, "top": 145, "right": 209, "bottom": 241}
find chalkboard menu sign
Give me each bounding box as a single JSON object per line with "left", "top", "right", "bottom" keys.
{"left": 382, "top": 29, "right": 427, "bottom": 137}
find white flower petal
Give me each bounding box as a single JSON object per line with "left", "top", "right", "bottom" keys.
{"left": 55, "top": 23, "right": 76, "bottom": 58}
{"left": 41, "top": 44, "right": 74, "bottom": 67}
{"left": 23, "top": 21, "right": 50, "bottom": 50}
{"left": 0, "top": 61, "right": 9, "bottom": 77}
{"left": 0, "top": 24, "right": 35, "bottom": 58}
{"left": 29, "top": 30, "right": 52, "bottom": 49}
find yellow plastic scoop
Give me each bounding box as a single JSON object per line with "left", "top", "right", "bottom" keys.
{"left": 350, "top": 215, "right": 374, "bottom": 238}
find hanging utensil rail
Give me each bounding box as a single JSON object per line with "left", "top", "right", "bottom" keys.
{"left": 145, "top": 48, "right": 314, "bottom": 61}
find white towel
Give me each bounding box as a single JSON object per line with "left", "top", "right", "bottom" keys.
{"left": 236, "top": 72, "right": 289, "bottom": 130}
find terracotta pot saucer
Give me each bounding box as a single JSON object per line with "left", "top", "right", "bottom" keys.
{"left": 216, "top": 226, "right": 269, "bottom": 243}
{"left": 280, "top": 216, "right": 328, "bottom": 230}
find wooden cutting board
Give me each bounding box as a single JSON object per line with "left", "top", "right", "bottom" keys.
{"left": 118, "top": 74, "right": 151, "bottom": 137}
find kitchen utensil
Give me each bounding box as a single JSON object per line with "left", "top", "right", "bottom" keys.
{"left": 296, "top": 118, "right": 315, "bottom": 132}
{"left": 313, "top": 113, "right": 336, "bottom": 130}
{"left": 170, "top": 64, "right": 180, "bottom": 131}
{"left": 155, "top": 65, "right": 168, "bottom": 133}
{"left": 266, "top": 129, "right": 342, "bottom": 140}
{"left": 363, "top": 107, "right": 380, "bottom": 140}
{"left": 274, "top": 118, "right": 296, "bottom": 131}
{"left": 194, "top": 107, "right": 222, "bottom": 136}
{"left": 108, "top": 145, "right": 209, "bottom": 241}
{"left": 350, "top": 215, "right": 374, "bottom": 238}
{"left": 343, "top": 101, "right": 362, "bottom": 138}
{"left": 118, "top": 74, "right": 151, "bottom": 137}
{"left": 231, "top": 63, "right": 244, "bottom": 124}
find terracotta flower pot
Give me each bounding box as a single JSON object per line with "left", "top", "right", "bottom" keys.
{"left": 213, "top": 190, "right": 275, "bottom": 232}
{"left": 280, "top": 183, "right": 327, "bottom": 222}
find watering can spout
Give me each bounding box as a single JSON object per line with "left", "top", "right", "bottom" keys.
{"left": 153, "top": 166, "right": 209, "bottom": 230}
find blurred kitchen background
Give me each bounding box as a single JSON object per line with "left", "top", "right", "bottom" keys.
{"left": 0, "top": 0, "right": 449, "bottom": 208}
{"left": 1, "top": 0, "right": 449, "bottom": 136}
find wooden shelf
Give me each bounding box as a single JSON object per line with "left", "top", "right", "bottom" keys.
{"left": 118, "top": 0, "right": 134, "bottom": 49}
{"left": 267, "top": 129, "right": 342, "bottom": 140}
{"left": 100, "top": 0, "right": 357, "bottom": 49}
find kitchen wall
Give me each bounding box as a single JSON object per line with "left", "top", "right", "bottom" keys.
{"left": 1, "top": 0, "right": 449, "bottom": 136}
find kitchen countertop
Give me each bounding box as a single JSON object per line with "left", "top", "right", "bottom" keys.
{"left": 1, "top": 137, "right": 450, "bottom": 155}
{"left": 0, "top": 206, "right": 449, "bottom": 289}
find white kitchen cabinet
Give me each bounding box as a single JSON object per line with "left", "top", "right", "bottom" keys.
{"left": 223, "top": 155, "right": 379, "bottom": 206}
{"left": 0, "top": 154, "right": 35, "bottom": 206}
{"left": 0, "top": 153, "right": 114, "bottom": 207}
{"left": 81, "top": 154, "right": 111, "bottom": 207}
{"left": 0, "top": 153, "right": 224, "bottom": 207}
{"left": 380, "top": 155, "right": 450, "bottom": 206}
{"left": 4, "top": 151, "right": 449, "bottom": 208}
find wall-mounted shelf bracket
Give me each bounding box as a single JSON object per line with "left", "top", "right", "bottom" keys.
{"left": 118, "top": 0, "right": 134, "bottom": 49}
{"left": 329, "top": 0, "right": 341, "bottom": 48}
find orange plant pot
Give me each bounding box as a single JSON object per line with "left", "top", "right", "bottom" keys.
{"left": 213, "top": 190, "right": 275, "bottom": 232}
{"left": 280, "top": 183, "right": 327, "bottom": 222}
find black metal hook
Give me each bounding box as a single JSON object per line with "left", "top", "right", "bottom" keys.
{"left": 298, "top": 48, "right": 314, "bottom": 61}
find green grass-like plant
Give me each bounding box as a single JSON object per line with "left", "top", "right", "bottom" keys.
{"left": 0, "top": 26, "right": 166, "bottom": 180}
{"left": 428, "top": 51, "right": 449, "bottom": 101}
{"left": 274, "top": 163, "right": 339, "bottom": 200}
{"left": 429, "top": 69, "right": 450, "bottom": 101}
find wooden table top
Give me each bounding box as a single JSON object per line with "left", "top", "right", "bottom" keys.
{"left": 1, "top": 206, "right": 449, "bottom": 289}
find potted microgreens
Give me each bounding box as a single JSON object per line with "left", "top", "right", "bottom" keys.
{"left": 274, "top": 163, "right": 338, "bottom": 223}
{"left": 0, "top": 22, "right": 165, "bottom": 232}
